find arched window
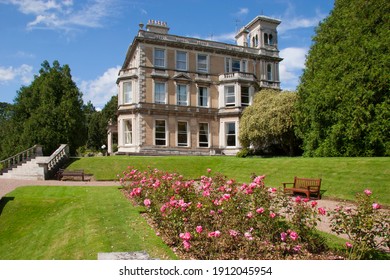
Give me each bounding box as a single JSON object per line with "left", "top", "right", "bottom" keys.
{"left": 269, "top": 34, "right": 273, "bottom": 45}
{"left": 267, "top": 64, "right": 273, "bottom": 81}
{"left": 264, "top": 33, "right": 269, "bottom": 45}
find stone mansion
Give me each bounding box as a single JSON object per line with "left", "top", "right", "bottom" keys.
{"left": 110, "top": 15, "right": 282, "bottom": 155}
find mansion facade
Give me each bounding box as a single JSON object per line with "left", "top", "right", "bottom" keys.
{"left": 112, "top": 16, "right": 282, "bottom": 155}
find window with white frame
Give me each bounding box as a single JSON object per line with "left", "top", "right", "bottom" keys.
{"left": 123, "top": 82, "right": 132, "bottom": 104}
{"left": 176, "top": 84, "right": 188, "bottom": 106}
{"left": 197, "top": 54, "right": 208, "bottom": 73}
{"left": 267, "top": 64, "right": 273, "bottom": 81}
{"left": 154, "top": 82, "right": 166, "bottom": 104}
{"left": 155, "top": 120, "right": 166, "bottom": 146}
{"left": 176, "top": 51, "right": 187, "bottom": 71}
{"left": 232, "top": 59, "right": 240, "bottom": 72}
{"left": 124, "top": 119, "right": 133, "bottom": 145}
{"left": 199, "top": 123, "right": 209, "bottom": 147}
{"left": 225, "top": 122, "right": 236, "bottom": 147}
{"left": 241, "top": 86, "right": 250, "bottom": 107}
{"left": 177, "top": 121, "right": 188, "bottom": 147}
{"left": 198, "top": 87, "right": 208, "bottom": 107}
{"left": 154, "top": 48, "right": 165, "bottom": 68}
{"left": 225, "top": 85, "right": 235, "bottom": 107}
{"left": 225, "top": 58, "right": 246, "bottom": 72}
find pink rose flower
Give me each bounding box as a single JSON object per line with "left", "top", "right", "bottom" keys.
{"left": 183, "top": 240, "right": 191, "bottom": 250}
{"left": 196, "top": 202, "right": 202, "bottom": 208}
{"left": 268, "top": 187, "right": 277, "bottom": 193}
{"left": 280, "top": 232, "right": 287, "bottom": 242}
{"left": 293, "top": 245, "right": 301, "bottom": 252}
{"left": 196, "top": 226, "right": 203, "bottom": 233}
{"left": 346, "top": 242, "right": 353, "bottom": 248}
{"left": 318, "top": 207, "right": 326, "bottom": 215}
{"left": 246, "top": 212, "right": 253, "bottom": 219}
{"left": 364, "top": 189, "right": 372, "bottom": 196}
{"left": 208, "top": 230, "right": 221, "bottom": 238}
{"left": 244, "top": 232, "right": 253, "bottom": 240}
{"left": 372, "top": 203, "right": 381, "bottom": 210}
{"left": 256, "top": 207, "right": 265, "bottom": 214}
{"left": 143, "top": 199, "right": 151, "bottom": 207}
{"left": 179, "top": 232, "right": 191, "bottom": 241}
{"left": 311, "top": 201, "right": 318, "bottom": 208}
{"left": 295, "top": 196, "right": 302, "bottom": 203}
{"left": 229, "top": 229, "right": 239, "bottom": 237}
{"left": 289, "top": 231, "right": 299, "bottom": 241}
{"left": 207, "top": 168, "right": 211, "bottom": 173}
{"left": 270, "top": 212, "right": 276, "bottom": 218}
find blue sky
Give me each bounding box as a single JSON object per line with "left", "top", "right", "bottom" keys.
{"left": 0, "top": 0, "right": 334, "bottom": 109}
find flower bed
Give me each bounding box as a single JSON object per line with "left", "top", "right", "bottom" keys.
{"left": 119, "top": 167, "right": 388, "bottom": 260}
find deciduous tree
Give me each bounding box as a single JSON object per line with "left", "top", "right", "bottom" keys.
{"left": 239, "top": 89, "right": 300, "bottom": 156}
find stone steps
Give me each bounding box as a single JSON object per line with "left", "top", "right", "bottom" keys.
{"left": 0, "top": 157, "right": 49, "bottom": 180}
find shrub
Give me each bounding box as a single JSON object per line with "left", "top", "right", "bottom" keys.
{"left": 329, "top": 189, "right": 390, "bottom": 259}
{"left": 119, "top": 167, "right": 333, "bottom": 259}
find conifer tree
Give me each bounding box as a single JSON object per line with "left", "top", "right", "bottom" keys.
{"left": 295, "top": 0, "right": 390, "bottom": 156}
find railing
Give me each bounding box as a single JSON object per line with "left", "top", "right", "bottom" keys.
{"left": 45, "top": 144, "right": 69, "bottom": 172}
{"left": 0, "top": 145, "right": 43, "bottom": 175}
{"left": 259, "top": 80, "right": 281, "bottom": 89}
{"left": 219, "top": 72, "right": 257, "bottom": 82}
{"left": 139, "top": 30, "right": 280, "bottom": 58}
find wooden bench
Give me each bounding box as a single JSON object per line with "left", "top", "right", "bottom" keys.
{"left": 56, "top": 169, "right": 85, "bottom": 181}
{"left": 282, "top": 176, "right": 322, "bottom": 199}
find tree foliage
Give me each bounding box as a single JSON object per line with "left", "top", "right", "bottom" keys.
{"left": 239, "top": 89, "right": 301, "bottom": 156}
{"left": 85, "top": 95, "right": 117, "bottom": 151}
{"left": 1, "top": 60, "right": 87, "bottom": 156}
{"left": 295, "top": 0, "right": 390, "bottom": 156}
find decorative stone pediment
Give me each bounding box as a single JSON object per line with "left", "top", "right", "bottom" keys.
{"left": 173, "top": 72, "right": 191, "bottom": 81}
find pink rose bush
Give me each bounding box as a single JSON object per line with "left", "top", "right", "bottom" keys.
{"left": 329, "top": 189, "right": 389, "bottom": 259}
{"left": 120, "top": 167, "right": 387, "bottom": 259}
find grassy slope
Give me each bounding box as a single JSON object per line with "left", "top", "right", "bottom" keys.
{"left": 0, "top": 186, "right": 177, "bottom": 260}
{"left": 69, "top": 156, "right": 390, "bottom": 205}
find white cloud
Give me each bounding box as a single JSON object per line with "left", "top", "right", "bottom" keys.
{"left": 236, "top": 8, "right": 249, "bottom": 16}
{"left": 79, "top": 66, "right": 121, "bottom": 109}
{"left": 0, "top": 64, "right": 34, "bottom": 84}
{"left": 279, "top": 47, "right": 308, "bottom": 90}
{"left": 1, "top": 0, "right": 118, "bottom": 31}
{"left": 278, "top": 9, "right": 327, "bottom": 34}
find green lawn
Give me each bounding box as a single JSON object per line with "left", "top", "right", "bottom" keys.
{"left": 69, "top": 156, "right": 390, "bottom": 205}
{"left": 0, "top": 186, "right": 177, "bottom": 260}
